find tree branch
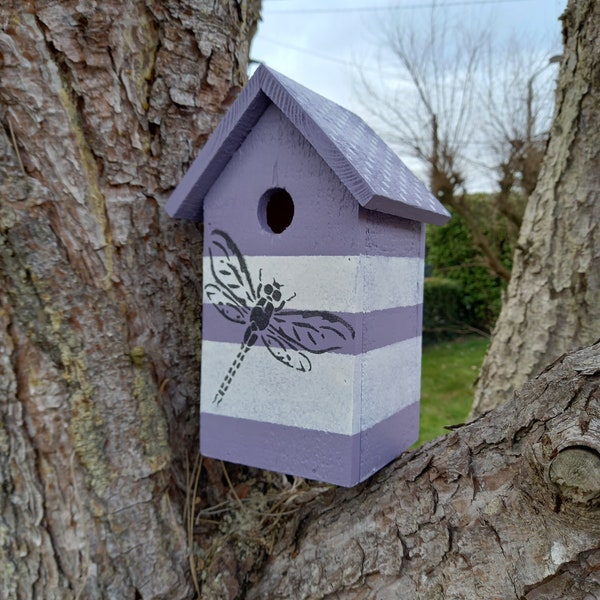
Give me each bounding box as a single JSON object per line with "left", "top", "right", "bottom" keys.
{"left": 247, "top": 343, "right": 600, "bottom": 599}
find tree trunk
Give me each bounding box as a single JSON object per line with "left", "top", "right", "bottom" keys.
{"left": 0, "top": 1, "right": 260, "bottom": 597}
{"left": 472, "top": 0, "right": 600, "bottom": 415}
{"left": 245, "top": 342, "right": 600, "bottom": 599}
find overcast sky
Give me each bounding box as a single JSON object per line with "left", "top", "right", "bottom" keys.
{"left": 249, "top": 0, "right": 566, "bottom": 191}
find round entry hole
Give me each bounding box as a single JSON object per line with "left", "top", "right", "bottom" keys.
{"left": 259, "top": 188, "right": 294, "bottom": 234}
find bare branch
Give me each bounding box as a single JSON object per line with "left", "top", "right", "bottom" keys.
{"left": 355, "top": 5, "right": 559, "bottom": 280}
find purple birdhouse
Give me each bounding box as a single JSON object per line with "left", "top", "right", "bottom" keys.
{"left": 166, "top": 66, "right": 450, "bottom": 487}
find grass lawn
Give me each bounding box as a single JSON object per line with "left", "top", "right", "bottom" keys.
{"left": 417, "top": 336, "right": 489, "bottom": 446}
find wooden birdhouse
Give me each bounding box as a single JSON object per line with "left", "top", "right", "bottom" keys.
{"left": 166, "top": 66, "right": 450, "bottom": 487}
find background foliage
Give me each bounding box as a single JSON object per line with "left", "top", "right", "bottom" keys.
{"left": 423, "top": 193, "right": 521, "bottom": 341}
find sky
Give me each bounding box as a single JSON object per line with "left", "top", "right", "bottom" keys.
{"left": 249, "top": 0, "right": 567, "bottom": 191}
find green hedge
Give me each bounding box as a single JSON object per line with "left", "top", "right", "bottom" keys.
{"left": 424, "top": 195, "right": 516, "bottom": 338}
{"left": 422, "top": 277, "right": 468, "bottom": 343}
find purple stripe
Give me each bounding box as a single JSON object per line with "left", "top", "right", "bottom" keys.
{"left": 362, "top": 306, "right": 422, "bottom": 351}
{"left": 360, "top": 402, "right": 419, "bottom": 481}
{"left": 360, "top": 208, "right": 426, "bottom": 258}
{"left": 202, "top": 304, "right": 423, "bottom": 353}
{"left": 203, "top": 210, "right": 424, "bottom": 258}
{"left": 200, "top": 403, "right": 419, "bottom": 487}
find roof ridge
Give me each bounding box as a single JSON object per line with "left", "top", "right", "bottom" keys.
{"left": 166, "top": 65, "right": 450, "bottom": 226}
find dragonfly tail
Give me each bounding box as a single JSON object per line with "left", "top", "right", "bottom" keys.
{"left": 214, "top": 343, "right": 252, "bottom": 404}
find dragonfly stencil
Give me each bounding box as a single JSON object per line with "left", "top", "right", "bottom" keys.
{"left": 205, "top": 229, "right": 356, "bottom": 404}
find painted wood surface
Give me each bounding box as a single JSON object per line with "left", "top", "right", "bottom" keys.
{"left": 203, "top": 255, "right": 424, "bottom": 313}
{"left": 200, "top": 338, "right": 422, "bottom": 433}
{"left": 200, "top": 402, "right": 419, "bottom": 486}
{"left": 166, "top": 65, "right": 450, "bottom": 225}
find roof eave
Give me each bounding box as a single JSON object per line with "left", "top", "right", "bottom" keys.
{"left": 365, "top": 195, "right": 451, "bottom": 226}
{"left": 166, "top": 65, "right": 451, "bottom": 226}
{"left": 165, "top": 78, "right": 272, "bottom": 221}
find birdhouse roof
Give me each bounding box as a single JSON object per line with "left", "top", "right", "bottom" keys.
{"left": 166, "top": 65, "right": 450, "bottom": 226}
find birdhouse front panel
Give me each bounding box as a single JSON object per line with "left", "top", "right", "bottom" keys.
{"left": 198, "top": 104, "right": 425, "bottom": 486}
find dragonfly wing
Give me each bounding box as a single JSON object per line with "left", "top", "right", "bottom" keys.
{"left": 269, "top": 310, "right": 356, "bottom": 354}
{"left": 261, "top": 332, "right": 312, "bottom": 372}
{"left": 205, "top": 283, "right": 249, "bottom": 324}
{"left": 207, "top": 229, "right": 256, "bottom": 306}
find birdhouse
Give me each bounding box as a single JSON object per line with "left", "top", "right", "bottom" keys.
{"left": 166, "top": 66, "right": 450, "bottom": 487}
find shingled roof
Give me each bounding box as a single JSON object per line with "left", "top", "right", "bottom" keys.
{"left": 166, "top": 65, "right": 450, "bottom": 226}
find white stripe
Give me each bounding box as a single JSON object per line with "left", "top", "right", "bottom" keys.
{"left": 200, "top": 337, "right": 421, "bottom": 435}
{"left": 203, "top": 255, "right": 423, "bottom": 312}
{"left": 201, "top": 341, "right": 358, "bottom": 434}
{"left": 360, "top": 336, "right": 422, "bottom": 430}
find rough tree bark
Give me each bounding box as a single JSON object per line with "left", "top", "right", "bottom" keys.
{"left": 0, "top": 1, "right": 260, "bottom": 597}
{"left": 245, "top": 342, "right": 600, "bottom": 599}
{"left": 472, "top": 0, "right": 600, "bottom": 415}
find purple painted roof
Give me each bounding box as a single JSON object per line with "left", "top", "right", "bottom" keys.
{"left": 166, "top": 65, "right": 450, "bottom": 226}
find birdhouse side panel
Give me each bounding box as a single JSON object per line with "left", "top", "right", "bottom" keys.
{"left": 357, "top": 212, "right": 426, "bottom": 481}
{"left": 360, "top": 206, "right": 425, "bottom": 257}
{"left": 359, "top": 337, "right": 422, "bottom": 480}
{"left": 359, "top": 209, "right": 425, "bottom": 354}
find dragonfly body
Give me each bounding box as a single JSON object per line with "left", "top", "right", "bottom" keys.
{"left": 244, "top": 282, "right": 284, "bottom": 346}
{"left": 215, "top": 282, "right": 286, "bottom": 404}
{"left": 206, "top": 230, "right": 355, "bottom": 405}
